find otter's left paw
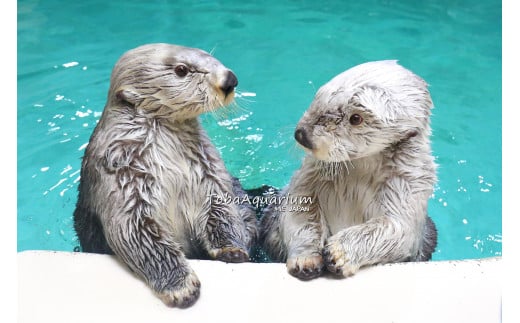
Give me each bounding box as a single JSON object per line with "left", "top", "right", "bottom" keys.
{"left": 209, "top": 247, "right": 250, "bottom": 263}
{"left": 156, "top": 270, "right": 201, "bottom": 308}
{"left": 286, "top": 255, "right": 324, "bottom": 280}
{"left": 323, "top": 240, "right": 360, "bottom": 277}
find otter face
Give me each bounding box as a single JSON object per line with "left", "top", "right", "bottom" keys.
{"left": 294, "top": 87, "right": 396, "bottom": 162}
{"left": 109, "top": 43, "right": 238, "bottom": 120}
{"left": 294, "top": 60, "right": 432, "bottom": 162}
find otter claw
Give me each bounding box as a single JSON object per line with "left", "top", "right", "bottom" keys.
{"left": 287, "top": 256, "right": 324, "bottom": 280}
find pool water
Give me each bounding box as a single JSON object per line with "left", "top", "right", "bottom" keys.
{"left": 17, "top": 0, "right": 501, "bottom": 261}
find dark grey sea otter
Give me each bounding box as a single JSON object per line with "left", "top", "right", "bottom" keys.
{"left": 73, "top": 43, "right": 258, "bottom": 308}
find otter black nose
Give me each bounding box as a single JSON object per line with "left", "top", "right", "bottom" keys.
{"left": 221, "top": 71, "right": 238, "bottom": 96}
{"left": 295, "top": 128, "right": 313, "bottom": 149}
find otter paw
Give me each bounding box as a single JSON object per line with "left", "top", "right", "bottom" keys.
{"left": 286, "top": 255, "right": 324, "bottom": 280}
{"left": 210, "top": 247, "right": 250, "bottom": 263}
{"left": 156, "top": 271, "right": 201, "bottom": 308}
{"left": 322, "top": 241, "right": 360, "bottom": 277}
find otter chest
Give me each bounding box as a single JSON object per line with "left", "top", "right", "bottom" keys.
{"left": 317, "top": 167, "right": 385, "bottom": 235}
{"left": 150, "top": 127, "right": 214, "bottom": 241}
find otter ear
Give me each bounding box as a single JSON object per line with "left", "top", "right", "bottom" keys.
{"left": 115, "top": 88, "right": 140, "bottom": 107}
{"left": 404, "top": 129, "right": 419, "bottom": 139}
{"left": 350, "top": 85, "right": 398, "bottom": 121}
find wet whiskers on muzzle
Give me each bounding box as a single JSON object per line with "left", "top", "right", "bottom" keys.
{"left": 204, "top": 96, "right": 249, "bottom": 123}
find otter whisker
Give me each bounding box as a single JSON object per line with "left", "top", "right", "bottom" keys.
{"left": 209, "top": 106, "right": 229, "bottom": 122}
{"left": 229, "top": 99, "right": 252, "bottom": 116}
{"left": 347, "top": 157, "right": 355, "bottom": 171}
{"left": 288, "top": 141, "right": 305, "bottom": 160}
{"left": 205, "top": 95, "right": 229, "bottom": 121}
{"left": 342, "top": 160, "right": 350, "bottom": 176}
{"left": 224, "top": 100, "right": 243, "bottom": 117}
{"left": 277, "top": 125, "right": 306, "bottom": 160}
{"left": 209, "top": 45, "right": 218, "bottom": 56}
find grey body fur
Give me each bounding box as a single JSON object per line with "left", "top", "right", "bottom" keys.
{"left": 73, "top": 43, "right": 258, "bottom": 307}
{"left": 260, "top": 60, "right": 438, "bottom": 280}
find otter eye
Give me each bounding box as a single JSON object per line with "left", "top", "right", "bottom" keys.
{"left": 174, "top": 64, "right": 189, "bottom": 77}
{"left": 349, "top": 114, "right": 363, "bottom": 126}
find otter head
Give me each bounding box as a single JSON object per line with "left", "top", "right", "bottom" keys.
{"left": 107, "top": 43, "right": 238, "bottom": 120}
{"left": 294, "top": 60, "right": 433, "bottom": 162}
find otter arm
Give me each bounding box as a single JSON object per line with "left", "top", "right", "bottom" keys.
{"left": 279, "top": 185, "right": 329, "bottom": 280}
{"left": 204, "top": 198, "right": 252, "bottom": 263}
{"left": 104, "top": 213, "right": 200, "bottom": 307}
{"left": 323, "top": 176, "right": 429, "bottom": 277}
{"left": 283, "top": 207, "right": 325, "bottom": 259}
{"left": 97, "top": 151, "right": 201, "bottom": 307}
{"left": 197, "top": 137, "right": 255, "bottom": 263}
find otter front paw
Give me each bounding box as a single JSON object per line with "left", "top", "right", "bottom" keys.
{"left": 209, "top": 247, "right": 250, "bottom": 263}
{"left": 323, "top": 240, "right": 360, "bottom": 277}
{"left": 286, "top": 255, "right": 324, "bottom": 280}
{"left": 156, "top": 271, "right": 201, "bottom": 308}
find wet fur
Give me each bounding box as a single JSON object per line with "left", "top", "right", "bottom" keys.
{"left": 260, "top": 60, "right": 438, "bottom": 280}
{"left": 73, "top": 43, "right": 258, "bottom": 307}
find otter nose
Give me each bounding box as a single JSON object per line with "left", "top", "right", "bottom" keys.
{"left": 220, "top": 70, "right": 238, "bottom": 96}
{"left": 294, "top": 128, "right": 313, "bottom": 149}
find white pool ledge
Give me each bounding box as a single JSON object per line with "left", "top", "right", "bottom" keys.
{"left": 18, "top": 250, "right": 501, "bottom": 323}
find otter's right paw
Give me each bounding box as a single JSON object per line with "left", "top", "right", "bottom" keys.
{"left": 286, "top": 255, "right": 324, "bottom": 280}
{"left": 156, "top": 271, "right": 201, "bottom": 308}
{"left": 209, "top": 247, "right": 250, "bottom": 263}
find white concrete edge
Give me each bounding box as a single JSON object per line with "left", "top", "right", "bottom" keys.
{"left": 18, "top": 250, "right": 501, "bottom": 323}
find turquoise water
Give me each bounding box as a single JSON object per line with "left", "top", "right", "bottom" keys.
{"left": 17, "top": 0, "right": 501, "bottom": 260}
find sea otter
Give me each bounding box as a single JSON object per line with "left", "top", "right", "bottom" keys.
{"left": 260, "top": 60, "right": 438, "bottom": 280}
{"left": 73, "top": 43, "right": 258, "bottom": 307}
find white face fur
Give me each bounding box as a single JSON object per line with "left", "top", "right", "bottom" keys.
{"left": 295, "top": 60, "right": 433, "bottom": 162}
